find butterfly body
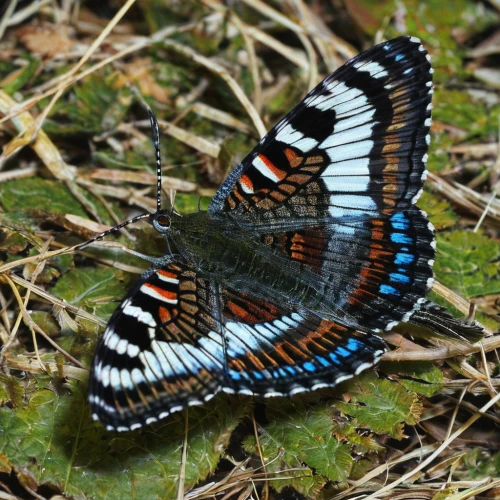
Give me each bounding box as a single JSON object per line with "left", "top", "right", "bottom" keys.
{"left": 169, "top": 211, "right": 338, "bottom": 316}
{"left": 88, "top": 36, "right": 482, "bottom": 432}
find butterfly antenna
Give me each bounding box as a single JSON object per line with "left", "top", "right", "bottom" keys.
{"left": 74, "top": 213, "right": 151, "bottom": 251}
{"left": 75, "top": 109, "right": 164, "bottom": 252}
{"left": 147, "top": 108, "right": 162, "bottom": 212}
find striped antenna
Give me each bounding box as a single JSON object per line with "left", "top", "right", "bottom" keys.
{"left": 75, "top": 108, "right": 162, "bottom": 251}
{"left": 148, "top": 109, "right": 162, "bottom": 212}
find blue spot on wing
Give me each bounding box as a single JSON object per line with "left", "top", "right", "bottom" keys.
{"left": 391, "top": 213, "right": 410, "bottom": 230}
{"left": 346, "top": 338, "right": 363, "bottom": 351}
{"left": 391, "top": 233, "right": 412, "bottom": 245}
{"left": 380, "top": 284, "right": 400, "bottom": 296}
{"left": 390, "top": 272, "right": 410, "bottom": 284}
{"left": 336, "top": 347, "right": 351, "bottom": 358}
{"left": 395, "top": 53, "right": 405, "bottom": 62}
{"left": 329, "top": 352, "right": 341, "bottom": 365}
{"left": 395, "top": 253, "right": 414, "bottom": 265}
{"left": 316, "top": 356, "right": 330, "bottom": 367}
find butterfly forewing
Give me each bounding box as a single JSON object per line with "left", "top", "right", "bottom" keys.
{"left": 90, "top": 260, "right": 225, "bottom": 431}
{"left": 209, "top": 36, "right": 432, "bottom": 225}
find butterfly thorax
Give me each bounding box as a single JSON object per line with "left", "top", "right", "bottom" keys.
{"left": 169, "top": 211, "right": 328, "bottom": 310}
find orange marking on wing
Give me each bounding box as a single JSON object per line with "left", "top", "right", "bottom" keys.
{"left": 273, "top": 344, "right": 295, "bottom": 365}
{"left": 273, "top": 341, "right": 309, "bottom": 361}
{"left": 279, "top": 183, "right": 296, "bottom": 195}
{"left": 143, "top": 283, "right": 177, "bottom": 301}
{"left": 352, "top": 286, "right": 377, "bottom": 298}
{"left": 383, "top": 183, "right": 398, "bottom": 193}
{"left": 347, "top": 295, "right": 364, "bottom": 306}
{"left": 229, "top": 358, "right": 247, "bottom": 371}
{"left": 284, "top": 148, "right": 303, "bottom": 168}
{"left": 227, "top": 300, "right": 257, "bottom": 323}
{"left": 360, "top": 268, "right": 375, "bottom": 280}
{"left": 158, "top": 306, "right": 172, "bottom": 324}
{"left": 240, "top": 293, "right": 280, "bottom": 319}
{"left": 239, "top": 175, "right": 254, "bottom": 193}
{"left": 287, "top": 173, "right": 311, "bottom": 185}
{"left": 305, "top": 155, "right": 324, "bottom": 165}
{"left": 149, "top": 384, "right": 160, "bottom": 400}
{"left": 369, "top": 246, "right": 392, "bottom": 262}
{"left": 233, "top": 187, "right": 245, "bottom": 201}
{"left": 245, "top": 353, "right": 266, "bottom": 370}
{"left": 348, "top": 217, "right": 394, "bottom": 305}
{"left": 269, "top": 191, "right": 286, "bottom": 202}
{"left": 259, "top": 154, "right": 287, "bottom": 180}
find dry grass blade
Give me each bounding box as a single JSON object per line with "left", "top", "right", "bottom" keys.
{"left": 162, "top": 39, "right": 267, "bottom": 137}
{"left": 0, "top": 90, "right": 75, "bottom": 180}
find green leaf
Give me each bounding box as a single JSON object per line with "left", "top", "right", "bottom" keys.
{"left": 43, "top": 72, "right": 133, "bottom": 136}
{"left": 417, "top": 191, "right": 458, "bottom": 230}
{"left": 2, "top": 53, "right": 40, "bottom": 95}
{"left": 244, "top": 399, "right": 353, "bottom": 496}
{"left": 0, "top": 178, "right": 86, "bottom": 218}
{"left": 434, "top": 230, "right": 500, "bottom": 298}
{"left": 461, "top": 448, "right": 500, "bottom": 479}
{"left": 380, "top": 361, "right": 444, "bottom": 397}
{"left": 0, "top": 229, "right": 29, "bottom": 254}
{"left": 433, "top": 89, "right": 500, "bottom": 140}
{"left": 50, "top": 267, "right": 133, "bottom": 322}
{"left": 335, "top": 372, "right": 422, "bottom": 439}
{"left": 0, "top": 379, "right": 250, "bottom": 498}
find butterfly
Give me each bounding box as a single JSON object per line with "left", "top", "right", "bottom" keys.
{"left": 87, "top": 36, "right": 482, "bottom": 432}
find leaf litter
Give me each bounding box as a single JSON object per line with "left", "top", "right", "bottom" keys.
{"left": 0, "top": 0, "right": 499, "bottom": 498}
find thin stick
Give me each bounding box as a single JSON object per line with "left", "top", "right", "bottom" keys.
{"left": 252, "top": 410, "right": 269, "bottom": 500}
{"left": 177, "top": 408, "right": 189, "bottom": 500}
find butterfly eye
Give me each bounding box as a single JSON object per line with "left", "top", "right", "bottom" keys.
{"left": 156, "top": 215, "right": 171, "bottom": 228}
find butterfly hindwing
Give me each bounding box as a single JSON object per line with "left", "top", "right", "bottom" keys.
{"left": 89, "top": 260, "right": 225, "bottom": 431}
{"left": 209, "top": 36, "right": 432, "bottom": 225}
{"left": 90, "top": 260, "right": 387, "bottom": 430}
{"left": 254, "top": 205, "right": 435, "bottom": 331}
{"left": 220, "top": 287, "right": 386, "bottom": 396}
